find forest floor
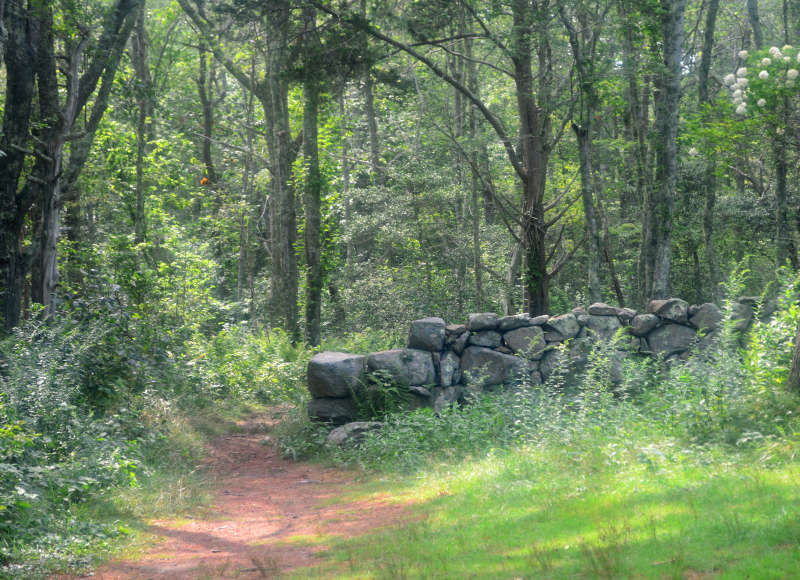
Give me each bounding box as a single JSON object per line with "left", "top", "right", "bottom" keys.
{"left": 83, "top": 412, "right": 411, "bottom": 579}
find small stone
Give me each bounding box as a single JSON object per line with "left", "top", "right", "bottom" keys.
{"left": 572, "top": 307, "right": 589, "bottom": 317}
{"left": 445, "top": 324, "right": 467, "bottom": 337}
{"left": 439, "top": 351, "right": 461, "bottom": 387}
{"left": 468, "top": 330, "right": 503, "bottom": 348}
{"left": 504, "top": 326, "right": 546, "bottom": 359}
{"left": 630, "top": 314, "right": 660, "bottom": 336}
{"left": 408, "top": 386, "right": 432, "bottom": 397}
{"left": 495, "top": 345, "right": 513, "bottom": 355}
{"left": 467, "top": 312, "right": 499, "bottom": 331}
{"left": 647, "top": 298, "right": 689, "bottom": 324}
{"left": 543, "top": 313, "right": 580, "bottom": 340}
{"left": 326, "top": 421, "right": 384, "bottom": 446}
{"left": 731, "top": 302, "right": 753, "bottom": 332}
{"left": 584, "top": 314, "right": 622, "bottom": 340}
{"left": 576, "top": 314, "right": 590, "bottom": 326}
{"left": 498, "top": 314, "right": 534, "bottom": 332}
{"left": 689, "top": 303, "right": 723, "bottom": 332}
{"left": 452, "top": 331, "right": 470, "bottom": 355}
{"left": 618, "top": 308, "right": 637, "bottom": 321}
{"left": 529, "top": 315, "right": 549, "bottom": 326}
{"left": 587, "top": 302, "right": 620, "bottom": 316}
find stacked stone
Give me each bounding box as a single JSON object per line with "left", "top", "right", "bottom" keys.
{"left": 307, "top": 298, "right": 759, "bottom": 426}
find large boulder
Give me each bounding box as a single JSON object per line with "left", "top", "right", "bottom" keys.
{"left": 467, "top": 312, "right": 499, "bottom": 331}
{"left": 543, "top": 313, "right": 580, "bottom": 341}
{"left": 647, "top": 298, "right": 689, "bottom": 324}
{"left": 439, "top": 351, "right": 461, "bottom": 387}
{"left": 307, "top": 352, "right": 366, "bottom": 398}
{"left": 407, "top": 317, "right": 446, "bottom": 351}
{"left": 646, "top": 323, "right": 697, "bottom": 356}
{"left": 689, "top": 303, "right": 723, "bottom": 332}
{"left": 503, "top": 326, "right": 546, "bottom": 359}
{"left": 326, "top": 421, "right": 384, "bottom": 446}
{"left": 460, "top": 346, "right": 528, "bottom": 387}
{"left": 308, "top": 397, "right": 357, "bottom": 425}
{"left": 584, "top": 314, "right": 622, "bottom": 341}
{"left": 367, "top": 349, "right": 435, "bottom": 386}
{"left": 469, "top": 330, "right": 503, "bottom": 348}
{"left": 630, "top": 314, "right": 660, "bottom": 337}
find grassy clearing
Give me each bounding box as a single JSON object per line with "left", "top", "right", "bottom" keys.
{"left": 289, "top": 431, "right": 800, "bottom": 579}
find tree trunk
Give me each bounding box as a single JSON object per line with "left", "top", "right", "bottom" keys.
{"left": 747, "top": 0, "right": 764, "bottom": 49}
{"left": 787, "top": 317, "right": 800, "bottom": 393}
{"left": 264, "top": 0, "right": 298, "bottom": 340}
{"left": 303, "top": 5, "right": 323, "bottom": 346}
{"left": 131, "top": 3, "right": 152, "bottom": 244}
{"left": 645, "top": 0, "right": 686, "bottom": 300}
{"left": 699, "top": 0, "right": 720, "bottom": 302}
{"left": 0, "top": 0, "right": 37, "bottom": 330}
{"left": 197, "top": 43, "right": 218, "bottom": 185}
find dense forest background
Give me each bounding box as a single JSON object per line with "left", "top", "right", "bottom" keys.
{"left": 3, "top": 0, "right": 800, "bottom": 575}
{"left": 2, "top": 0, "right": 800, "bottom": 341}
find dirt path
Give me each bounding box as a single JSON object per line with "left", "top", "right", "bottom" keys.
{"left": 92, "top": 413, "right": 410, "bottom": 579}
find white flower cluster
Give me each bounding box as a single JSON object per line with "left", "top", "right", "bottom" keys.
{"left": 729, "top": 46, "right": 800, "bottom": 114}
{"left": 726, "top": 65, "right": 750, "bottom": 114}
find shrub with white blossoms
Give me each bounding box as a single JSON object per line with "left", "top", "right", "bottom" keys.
{"left": 726, "top": 45, "right": 800, "bottom": 117}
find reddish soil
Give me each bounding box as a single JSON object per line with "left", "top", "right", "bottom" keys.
{"left": 89, "top": 414, "right": 411, "bottom": 579}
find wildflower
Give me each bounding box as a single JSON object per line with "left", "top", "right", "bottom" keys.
{"left": 736, "top": 67, "right": 747, "bottom": 77}
{"left": 785, "top": 56, "right": 792, "bottom": 62}
{"left": 757, "top": 98, "right": 767, "bottom": 107}
{"left": 761, "top": 57, "right": 772, "bottom": 66}
{"left": 759, "top": 70, "right": 769, "bottom": 79}
{"left": 688, "top": 147, "right": 698, "bottom": 156}
{"left": 797, "top": 51, "right": 800, "bottom": 63}
{"left": 736, "top": 103, "right": 747, "bottom": 115}
{"left": 732, "top": 89, "right": 743, "bottom": 99}
{"left": 787, "top": 69, "right": 799, "bottom": 80}
{"left": 783, "top": 45, "right": 793, "bottom": 52}
{"left": 787, "top": 80, "right": 796, "bottom": 88}
{"left": 738, "top": 78, "right": 749, "bottom": 87}
{"left": 769, "top": 46, "right": 782, "bottom": 57}
{"left": 738, "top": 50, "right": 749, "bottom": 60}
{"left": 724, "top": 73, "right": 736, "bottom": 86}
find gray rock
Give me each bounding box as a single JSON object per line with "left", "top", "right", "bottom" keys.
{"left": 467, "top": 312, "right": 499, "bottom": 331}
{"left": 572, "top": 306, "right": 589, "bottom": 317}
{"left": 529, "top": 370, "right": 543, "bottom": 385}
{"left": 618, "top": 308, "right": 637, "bottom": 321}
{"left": 688, "top": 304, "right": 700, "bottom": 317}
{"left": 576, "top": 314, "right": 590, "bottom": 326}
{"left": 408, "top": 386, "right": 432, "bottom": 397}
{"left": 539, "top": 348, "right": 563, "bottom": 381}
{"left": 503, "top": 326, "right": 546, "bottom": 359}
{"left": 452, "top": 331, "right": 470, "bottom": 355}
{"left": 445, "top": 324, "right": 467, "bottom": 337}
{"left": 646, "top": 323, "right": 697, "bottom": 356}
{"left": 731, "top": 301, "right": 754, "bottom": 332}
{"left": 407, "top": 317, "right": 446, "bottom": 351}
{"left": 689, "top": 303, "right": 723, "bottom": 332}
{"left": 469, "top": 330, "right": 503, "bottom": 348}
{"left": 307, "top": 351, "right": 366, "bottom": 398}
{"left": 543, "top": 313, "right": 580, "bottom": 340}
{"left": 460, "top": 346, "right": 528, "bottom": 387}
{"left": 587, "top": 302, "right": 620, "bottom": 316}
{"left": 326, "top": 421, "right": 384, "bottom": 446}
{"left": 584, "top": 314, "right": 622, "bottom": 341}
{"left": 433, "top": 385, "right": 463, "bottom": 413}
{"left": 630, "top": 314, "right": 660, "bottom": 337}
{"left": 498, "top": 314, "right": 533, "bottom": 332}
{"left": 439, "top": 351, "right": 461, "bottom": 387}
{"left": 495, "top": 345, "right": 513, "bottom": 355}
{"left": 647, "top": 298, "right": 689, "bottom": 324}
{"left": 367, "top": 349, "right": 435, "bottom": 386}
{"left": 544, "top": 331, "right": 566, "bottom": 343}
{"left": 529, "top": 314, "right": 549, "bottom": 326}
{"left": 308, "top": 397, "right": 357, "bottom": 425}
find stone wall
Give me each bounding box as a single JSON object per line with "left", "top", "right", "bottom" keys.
{"left": 307, "top": 298, "right": 765, "bottom": 425}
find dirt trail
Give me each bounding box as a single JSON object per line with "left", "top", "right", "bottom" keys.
{"left": 92, "top": 413, "right": 409, "bottom": 579}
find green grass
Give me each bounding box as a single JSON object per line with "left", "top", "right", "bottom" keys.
{"left": 288, "top": 432, "right": 800, "bottom": 579}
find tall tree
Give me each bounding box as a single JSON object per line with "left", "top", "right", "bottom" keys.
{"left": 641, "top": 0, "right": 687, "bottom": 300}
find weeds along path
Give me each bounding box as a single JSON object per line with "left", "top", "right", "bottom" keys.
{"left": 94, "top": 413, "right": 409, "bottom": 579}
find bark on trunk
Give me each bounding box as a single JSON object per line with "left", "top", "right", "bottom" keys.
{"left": 747, "top": 0, "right": 764, "bottom": 49}
{"left": 645, "top": 0, "right": 686, "bottom": 300}
{"left": 787, "top": 317, "right": 800, "bottom": 393}
{"left": 303, "top": 5, "right": 323, "bottom": 346}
